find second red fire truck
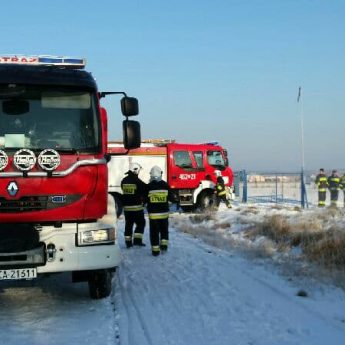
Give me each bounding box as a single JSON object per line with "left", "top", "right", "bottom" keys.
{"left": 107, "top": 139, "right": 234, "bottom": 213}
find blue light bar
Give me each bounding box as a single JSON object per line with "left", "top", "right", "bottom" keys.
{"left": 38, "top": 56, "right": 85, "bottom": 68}
{"left": 0, "top": 55, "right": 86, "bottom": 69}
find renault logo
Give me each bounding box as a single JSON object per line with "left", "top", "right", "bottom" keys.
{"left": 7, "top": 181, "right": 18, "bottom": 197}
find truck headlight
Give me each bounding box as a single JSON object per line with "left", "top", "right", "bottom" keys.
{"left": 78, "top": 227, "right": 115, "bottom": 246}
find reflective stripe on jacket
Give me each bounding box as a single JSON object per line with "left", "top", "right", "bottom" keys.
{"left": 148, "top": 212, "right": 170, "bottom": 220}
{"left": 216, "top": 176, "right": 227, "bottom": 196}
{"left": 123, "top": 205, "right": 144, "bottom": 212}
{"left": 315, "top": 174, "right": 328, "bottom": 190}
{"left": 146, "top": 179, "right": 173, "bottom": 215}
{"left": 340, "top": 176, "right": 345, "bottom": 190}
{"left": 328, "top": 176, "right": 340, "bottom": 191}
{"left": 121, "top": 171, "right": 147, "bottom": 208}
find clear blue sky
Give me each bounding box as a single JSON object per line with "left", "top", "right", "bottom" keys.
{"left": 1, "top": 0, "right": 344, "bottom": 172}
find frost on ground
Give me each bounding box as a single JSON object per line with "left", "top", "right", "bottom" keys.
{"left": 116, "top": 205, "right": 345, "bottom": 345}
{"left": 1, "top": 204, "right": 345, "bottom": 345}
{"left": 172, "top": 204, "right": 345, "bottom": 289}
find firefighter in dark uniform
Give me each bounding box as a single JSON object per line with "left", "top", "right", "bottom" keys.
{"left": 340, "top": 173, "right": 345, "bottom": 207}
{"left": 146, "top": 165, "right": 175, "bottom": 256}
{"left": 328, "top": 170, "right": 340, "bottom": 207}
{"left": 121, "top": 162, "right": 147, "bottom": 248}
{"left": 215, "top": 170, "right": 232, "bottom": 209}
{"left": 315, "top": 168, "right": 328, "bottom": 207}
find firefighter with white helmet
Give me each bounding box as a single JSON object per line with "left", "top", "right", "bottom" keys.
{"left": 121, "top": 162, "right": 147, "bottom": 247}
{"left": 146, "top": 165, "right": 175, "bottom": 256}
{"left": 215, "top": 170, "right": 232, "bottom": 209}
{"left": 214, "top": 170, "right": 222, "bottom": 177}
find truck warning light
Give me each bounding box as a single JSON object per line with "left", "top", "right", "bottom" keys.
{"left": 0, "top": 55, "right": 85, "bottom": 68}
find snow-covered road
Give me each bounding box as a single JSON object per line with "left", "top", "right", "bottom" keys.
{"left": 117, "top": 218, "right": 345, "bottom": 345}
{"left": 1, "top": 210, "right": 345, "bottom": 345}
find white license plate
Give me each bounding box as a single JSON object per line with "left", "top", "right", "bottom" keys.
{"left": 0, "top": 268, "right": 37, "bottom": 280}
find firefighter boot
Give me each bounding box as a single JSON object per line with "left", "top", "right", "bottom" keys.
{"left": 160, "top": 239, "right": 168, "bottom": 251}
{"left": 133, "top": 234, "right": 146, "bottom": 246}
{"left": 133, "top": 239, "right": 146, "bottom": 246}
{"left": 125, "top": 236, "right": 133, "bottom": 248}
{"left": 152, "top": 246, "right": 160, "bottom": 256}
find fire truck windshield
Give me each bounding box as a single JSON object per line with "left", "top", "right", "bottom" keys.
{"left": 0, "top": 85, "right": 100, "bottom": 152}
{"left": 207, "top": 150, "right": 226, "bottom": 168}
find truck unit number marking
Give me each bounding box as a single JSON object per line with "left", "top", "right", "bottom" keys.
{"left": 0, "top": 268, "right": 37, "bottom": 280}
{"left": 179, "top": 173, "right": 196, "bottom": 180}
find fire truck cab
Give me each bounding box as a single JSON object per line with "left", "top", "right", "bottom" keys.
{"left": 108, "top": 140, "right": 234, "bottom": 212}
{"left": 0, "top": 55, "right": 140, "bottom": 299}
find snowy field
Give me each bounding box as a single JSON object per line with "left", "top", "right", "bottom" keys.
{"left": 1, "top": 203, "right": 345, "bottom": 345}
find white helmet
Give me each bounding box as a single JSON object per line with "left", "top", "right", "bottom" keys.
{"left": 129, "top": 162, "right": 142, "bottom": 175}
{"left": 214, "top": 170, "right": 221, "bottom": 177}
{"left": 150, "top": 165, "right": 163, "bottom": 181}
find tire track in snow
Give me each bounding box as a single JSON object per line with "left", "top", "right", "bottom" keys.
{"left": 117, "top": 254, "right": 157, "bottom": 345}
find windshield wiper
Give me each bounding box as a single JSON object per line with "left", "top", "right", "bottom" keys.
{"left": 55, "top": 148, "right": 79, "bottom": 154}
{"left": 30, "top": 148, "right": 79, "bottom": 154}
{"left": 0, "top": 91, "right": 26, "bottom": 98}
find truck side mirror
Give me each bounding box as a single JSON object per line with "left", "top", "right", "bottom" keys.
{"left": 121, "top": 97, "right": 139, "bottom": 116}
{"left": 123, "top": 120, "right": 141, "bottom": 149}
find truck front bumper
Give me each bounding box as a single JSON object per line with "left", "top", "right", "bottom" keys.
{"left": 0, "top": 221, "right": 121, "bottom": 274}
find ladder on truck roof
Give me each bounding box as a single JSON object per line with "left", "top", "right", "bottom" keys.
{"left": 108, "top": 139, "right": 175, "bottom": 147}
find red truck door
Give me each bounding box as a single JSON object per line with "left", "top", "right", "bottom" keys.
{"left": 167, "top": 144, "right": 206, "bottom": 190}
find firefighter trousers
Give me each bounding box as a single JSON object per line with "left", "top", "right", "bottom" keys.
{"left": 318, "top": 191, "right": 326, "bottom": 207}
{"left": 124, "top": 210, "right": 146, "bottom": 245}
{"left": 149, "top": 218, "right": 169, "bottom": 254}
{"left": 330, "top": 190, "right": 339, "bottom": 206}
{"left": 217, "top": 195, "right": 231, "bottom": 208}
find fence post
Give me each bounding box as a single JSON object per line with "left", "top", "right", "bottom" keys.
{"left": 234, "top": 172, "right": 240, "bottom": 197}
{"left": 242, "top": 169, "right": 247, "bottom": 203}
{"left": 275, "top": 174, "right": 278, "bottom": 203}
{"left": 300, "top": 169, "right": 309, "bottom": 209}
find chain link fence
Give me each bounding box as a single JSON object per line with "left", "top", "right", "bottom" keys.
{"left": 234, "top": 170, "right": 345, "bottom": 208}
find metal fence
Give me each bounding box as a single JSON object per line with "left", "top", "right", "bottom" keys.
{"left": 234, "top": 170, "right": 309, "bottom": 208}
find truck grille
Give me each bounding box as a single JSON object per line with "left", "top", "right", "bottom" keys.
{"left": 0, "top": 224, "right": 40, "bottom": 253}
{"left": 0, "top": 244, "right": 45, "bottom": 267}
{"left": 0, "top": 196, "right": 48, "bottom": 212}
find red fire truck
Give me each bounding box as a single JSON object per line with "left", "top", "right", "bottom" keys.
{"left": 108, "top": 139, "right": 234, "bottom": 213}
{"left": 0, "top": 55, "right": 141, "bottom": 298}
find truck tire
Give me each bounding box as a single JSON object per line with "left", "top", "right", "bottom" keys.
{"left": 197, "top": 190, "right": 218, "bottom": 212}
{"left": 88, "top": 269, "right": 113, "bottom": 299}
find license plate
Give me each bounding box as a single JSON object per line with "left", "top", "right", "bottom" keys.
{"left": 0, "top": 268, "right": 37, "bottom": 280}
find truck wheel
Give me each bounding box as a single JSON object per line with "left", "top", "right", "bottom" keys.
{"left": 197, "top": 191, "right": 218, "bottom": 212}
{"left": 88, "top": 269, "right": 113, "bottom": 299}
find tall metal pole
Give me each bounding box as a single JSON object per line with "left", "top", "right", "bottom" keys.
{"left": 298, "top": 86, "right": 305, "bottom": 171}
{"left": 298, "top": 87, "right": 308, "bottom": 208}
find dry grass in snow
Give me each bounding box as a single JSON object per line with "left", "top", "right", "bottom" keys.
{"left": 171, "top": 204, "right": 345, "bottom": 288}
